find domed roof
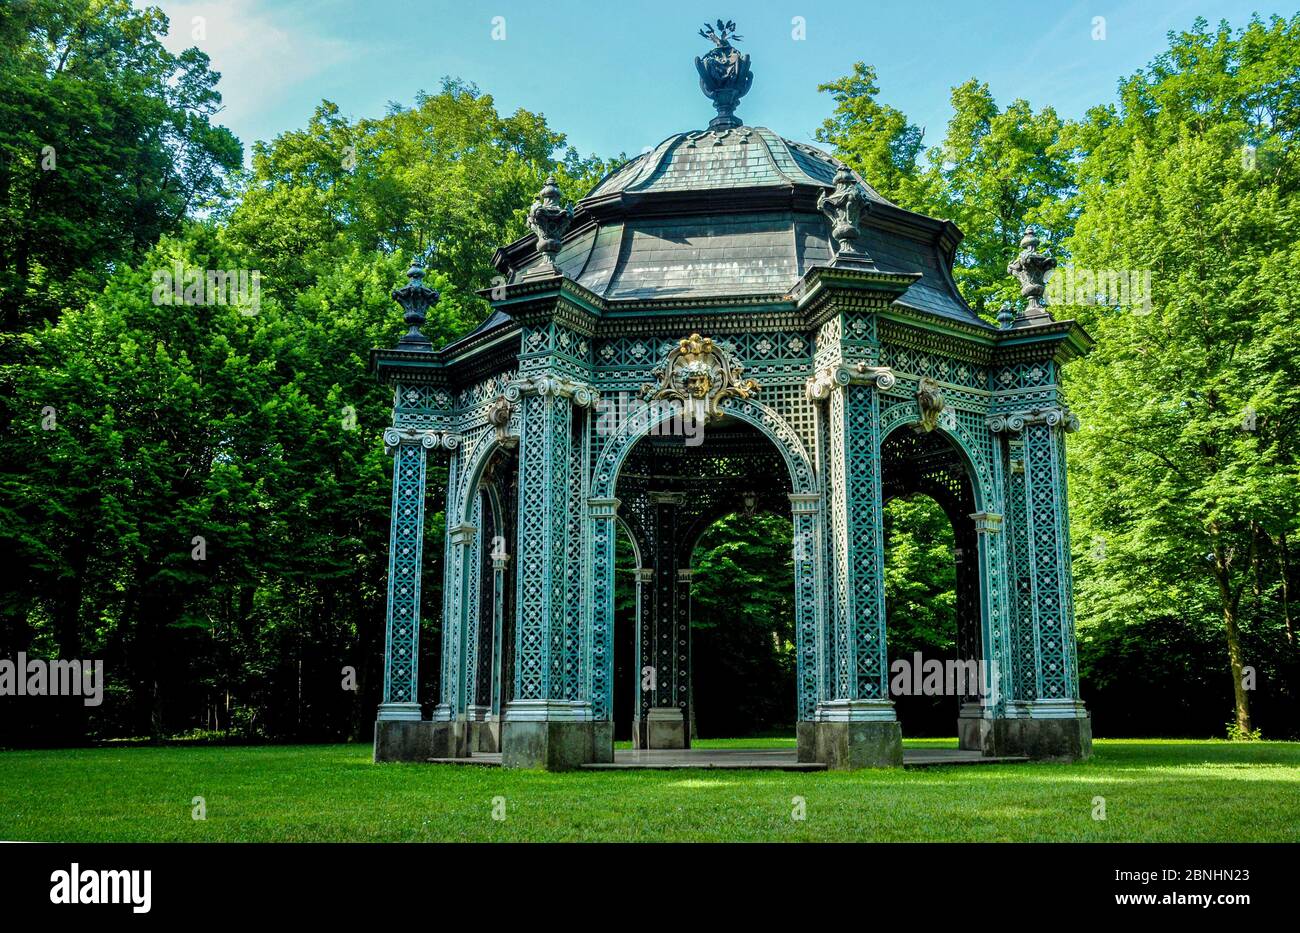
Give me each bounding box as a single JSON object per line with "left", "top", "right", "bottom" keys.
{"left": 478, "top": 27, "right": 989, "bottom": 333}
{"left": 584, "top": 126, "right": 892, "bottom": 205}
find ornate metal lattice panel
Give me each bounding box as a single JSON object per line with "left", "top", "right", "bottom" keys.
{"left": 383, "top": 442, "right": 428, "bottom": 705}
{"left": 1021, "top": 422, "right": 1077, "bottom": 700}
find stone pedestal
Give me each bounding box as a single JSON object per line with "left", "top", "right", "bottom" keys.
{"left": 796, "top": 721, "right": 818, "bottom": 763}
{"left": 814, "top": 721, "right": 903, "bottom": 769}
{"left": 592, "top": 721, "right": 615, "bottom": 763}
{"left": 374, "top": 719, "right": 469, "bottom": 762}
{"left": 645, "top": 706, "right": 686, "bottom": 749}
{"left": 374, "top": 720, "right": 437, "bottom": 762}
{"left": 501, "top": 701, "right": 594, "bottom": 770}
{"left": 812, "top": 699, "right": 903, "bottom": 769}
{"left": 989, "top": 711, "right": 1092, "bottom": 761}
{"left": 468, "top": 707, "right": 500, "bottom": 753}
{"left": 957, "top": 702, "right": 993, "bottom": 753}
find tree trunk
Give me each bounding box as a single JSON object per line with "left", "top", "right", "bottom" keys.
{"left": 1210, "top": 526, "right": 1251, "bottom": 735}
{"left": 1222, "top": 601, "right": 1251, "bottom": 734}
{"left": 1280, "top": 532, "right": 1294, "bottom": 648}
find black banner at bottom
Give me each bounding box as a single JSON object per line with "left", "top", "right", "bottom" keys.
{"left": 0, "top": 842, "right": 1284, "bottom": 918}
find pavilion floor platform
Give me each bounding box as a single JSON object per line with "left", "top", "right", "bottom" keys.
{"left": 426, "top": 747, "right": 1030, "bottom": 769}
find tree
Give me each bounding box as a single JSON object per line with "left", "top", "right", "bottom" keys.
{"left": 915, "top": 81, "right": 1075, "bottom": 317}
{"left": 0, "top": 0, "right": 241, "bottom": 331}
{"left": 816, "top": 62, "right": 925, "bottom": 206}
{"left": 1065, "top": 15, "right": 1300, "bottom": 737}
{"left": 816, "top": 65, "right": 1074, "bottom": 318}
{"left": 690, "top": 512, "right": 795, "bottom": 736}
{"left": 223, "top": 80, "right": 616, "bottom": 323}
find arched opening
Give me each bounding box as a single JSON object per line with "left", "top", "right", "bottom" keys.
{"left": 454, "top": 443, "right": 518, "bottom": 753}
{"left": 880, "top": 425, "right": 985, "bottom": 747}
{"left": 609, "top": 414, "right": 800, "bottom": 747}
{"left": 688, "top": 509, "right": 796, "bottom": 739}
{"left": 611, "top": 522, "right": 640, "bottom": 741}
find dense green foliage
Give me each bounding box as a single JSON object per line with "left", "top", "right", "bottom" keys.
{"left": 0, "top": 3, "right": 1296, "bottom": 744}
{"left": 3, "top": 739, "right": 1299, "bottom": 841}
{"left": 0, "top": 1, "right": 609, "bottom": 744}
{"left": 0, "top": 0, "right": 241, "bottom": 330}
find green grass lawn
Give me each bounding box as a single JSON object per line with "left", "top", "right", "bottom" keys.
{"left": 1, "top": 738, "right": 1297, "bottom": 842}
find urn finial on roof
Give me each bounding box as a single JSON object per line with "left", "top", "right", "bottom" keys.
{"left": 695, "top": 19, "right": 752, "bottom": 130}
{"left": 392, "top": 251, "right": 438, "bottom": 349}
{"left": 818, "top": 165, "right": 876, "bottom": 268}
{"left": 526, "top": 175, "right": 572, "bottom": 273}
{"left": 1007, "top": 227, "right": 1056, "bottom": 326}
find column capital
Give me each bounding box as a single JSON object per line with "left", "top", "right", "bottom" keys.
{"left": 634, "top": 568, "right": 654, "bottom": 584}
{"left": 676, "top": 568, "right": 695, "bottom": 583}
{"left": 806, "top": 362, "right": 896, "bottom": 400}
{"left": 788, "top": 492, "right": 822, "bottom": 514}
{"left": 969, "top": 512, "right": 1004, "bottom": 534}
{"left": 383, "top": 426, "right": 462, "bottom": 455}
{"left": 504, "top": 374, "right": 599, "bottom": 408}
{"left": 491, "top": 555, "right": 510, "bottom": 571}
{"left": 987, "top": 406, "right": 1079, "bottom": 434}
{"left": 449, "top": 523, "right": 478, "bottom": 547}
{"left": 587, "top": 497, "right": 620, "bottom": 519}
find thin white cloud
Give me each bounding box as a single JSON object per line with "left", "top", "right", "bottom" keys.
{"left": 151, "top": 0, "right": 359, "bottom": 128}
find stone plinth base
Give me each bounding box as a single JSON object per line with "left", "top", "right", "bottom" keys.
{"left": 374, "top": 720, "right": 469, "bottom": 762}
{"left": 592, "top": 721, "right": 614, "bottom": 763}
{"left": 813, "top": 720, "right": 903, "bottom": 769}
{"left": 501, "top": 719, "right": 594, "bottom": 770}
{"left": 470, "top": 715, "right": 500, "bottom": 753}
{"left": 796, "top": 721, "right": 817, "bottom": 763}
{"left": 958, "top": 716, "right": 995, "bottom": 753}
{"left": 644, "top": 707, "right": 686, "bottom": 749}
{"left": 958, "top": 703, "right": 994, "bottom": 752}
{"left": 989, "top": 716, "right": 1092, "bottom": 761}
{"left": 501, "top": 702, "right": 596, "bottom": 770}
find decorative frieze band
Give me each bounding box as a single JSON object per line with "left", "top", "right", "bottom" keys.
{"left": 504, "top": 374, "right": 599, "bottom": 408}
{"left": 382, "top": 426, "right": 462, "bottom": 455}
{"left": 987, "top": 406, "right": 1080, "bottom": 433}
{"left": 806, "top": 362, "right": 897, "bottom": 400}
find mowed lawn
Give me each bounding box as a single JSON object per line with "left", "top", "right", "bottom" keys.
{"left": 1, "top": 738, "right": 1297, "bottom": 842}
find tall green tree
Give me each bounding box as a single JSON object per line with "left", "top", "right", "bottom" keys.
{"left": 915, "top": 80, "right": 1074, "bottom": 316}
{"left": 690, "top": 512, "right": 795, "bottom": 736}
{"left": 1065, "top": 15, "right": 1300, "bottom": 736}
{"left": 223, "top": 80, "right": 615, "bottom": 321}
{"left": 816, "top": 62, "right": 925, "bottom": 206}
{"left": 0, "top": 0, "right": 241, "bottom": 331}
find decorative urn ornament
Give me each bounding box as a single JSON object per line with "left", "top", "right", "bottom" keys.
{"left": 818, "top": 165, "right": 874, "bottom": 266}
{"left": 695, "top": 20, "right": 752, "bottom": 130}
{"left": 391, "top": 253, "right": 438, "bottom": 348}
{"left": 526, "top": 176, "right": 572, "bottom": 271}
{"left": 1007, "top": 227, "right": 1056, "bottom": 324}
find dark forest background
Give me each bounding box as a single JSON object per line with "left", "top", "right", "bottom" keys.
{"left": 1, "top": 1, "right": 1297, "bottom": 745}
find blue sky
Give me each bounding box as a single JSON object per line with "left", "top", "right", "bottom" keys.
{"left": 150, "top": 0, "right": 1291, "bottom": 162}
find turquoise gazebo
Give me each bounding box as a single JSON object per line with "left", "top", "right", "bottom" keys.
{"left": 369, "top": 26, "right": 1092, "bottom": 769}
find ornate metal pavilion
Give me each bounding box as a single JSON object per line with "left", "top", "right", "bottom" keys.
{"left": 370, "top": 25, "right": 1093, "bottom": 769}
